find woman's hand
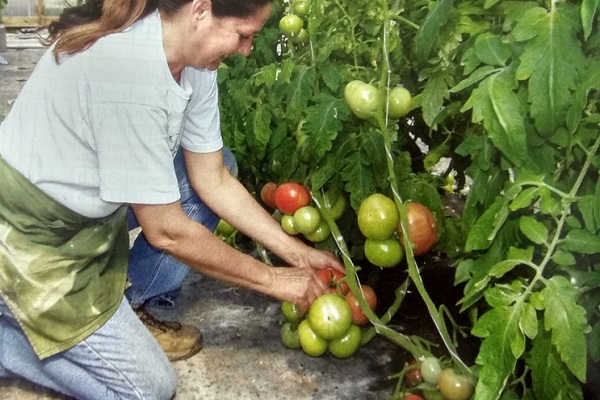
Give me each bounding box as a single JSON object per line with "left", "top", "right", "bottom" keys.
{"left": 268, "top": 267, "right": 329, "bottom": 313}
{"left": 297, "top": 247, "right": 345, "bottom": 274}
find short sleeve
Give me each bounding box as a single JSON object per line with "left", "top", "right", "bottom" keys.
{"left": 180, "top": 69, "right": 223, "bottom": 153}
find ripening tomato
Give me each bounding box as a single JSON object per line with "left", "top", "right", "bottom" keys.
{"left": 437, "top": 368, "right": 474, "bottom": 400}
{"left": 344, "top": 285, "right": 377, "bottom": 325}
{"left": 404, "top": 359, "right": 423, "bottom": 388}
{"left": 279, "top": 14, "right": 303, "bottom": 37}
{"left": 293, "top": 205, "right": 321, "bottom": 234}
{"left": 398, "top": 202, "right": 437, "bottom": 256}
{"left": 275, "top": 182, "right": 311, "bottom": 214}
{"left": 364, "top": 237, "right": 404, "bottom": 268}
{"left": 344, "top": 80, "right": 382, "bottom": 120}
{"left": 316, "top": 267, "right": 349, "bottom": 295}
{"left": 260, "top": 182, "right": 278, "bottom": 208}
{"left": 298, "top": 319, "right": 328, "bottom": 357}
{"left": 386, "top": 86, "right": 412, "bottom": 119}
{"left": 403, "top": 395, "right": 425, "bottom": 400}
{"left": 358, "top": 193, "right": 399, "bottom": 240}
{"left": 327, "top": 323, "right": 362, "bottom": 358}
{"left": 308, "top": 293, "right": 352, "bottom": 340}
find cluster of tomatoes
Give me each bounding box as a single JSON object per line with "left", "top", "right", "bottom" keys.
{"left": 280, "top": 268, "right": 377, "bottom": 359}
{"left": 344, "top": 80, "right": 413, "bottom": 121}
{"left": 261, "top": 181, "right": 346, "bottom": 243}
{"left": 402, "top": 357, "right": 474, "bottom": 400}
{"left": 358, "top": 193, "right": 438, "bottom": 268}
{"left": 278, "top": 0, "right": 309, "bottom": 45}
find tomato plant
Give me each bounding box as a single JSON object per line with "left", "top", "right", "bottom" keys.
{"left": 358, "top": 193, "right": 399, "bottom": 240}
{"left": 364, "top": 237, "right": 404, "bottom": 268}
{"left": 260, "top": 182, "right": 278, "bottom": 209}
{"left": 274, "top": 182, "right": 311, "bottom": 215}
{"left": 278, "top": 14, "right": 303, "bottom": 37}
{"left": 308, "top": 293, "right": 352, "bottom": 340}
{"left": 399, "top": 202, "right": 437, "bottom": 256}
{"left": 344, "top": 80, "right": 382, "bottom": 120}
{"left": 327, "top": 324, "right": 362, "bottom": 358}
{"left": 293, "top": 205, "right": 321, "bottom": 234}
{"left": 316, "top": 267, "right": 349, "bottom": 295}
{"left": 298, "top": 319, "right": 328, "bottom": 357}
{"left": 345, "top": 285, "right": 377, "bottom": 326}
{"left": 437, "top": 369, "right": 474, "bottom": 400}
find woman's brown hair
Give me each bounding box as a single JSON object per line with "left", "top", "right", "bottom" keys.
{"left": 47, "top": 0, "right": 272, "bottom": 62}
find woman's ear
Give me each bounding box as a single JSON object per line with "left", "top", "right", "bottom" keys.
{"left": 191, "top": 0, "right": 212, "bottom": 21}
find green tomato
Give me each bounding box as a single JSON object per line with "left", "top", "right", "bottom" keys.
{"left": 420, "top": 357, "right": 442, "bottom": 384}
{"left": 357, "top": 193, "right": 399, "bottom": 240}
{"left": 292, "top": 0, "right": 309, "bottom": 18}
{"left": 281, "top": 301, "right": 304, "bottom": 325}
{"left": 281, "top": 214, "right": 298, "bottom": 235}
{"left": 364, "top": 237, "right": 404, "bottom": 268}
{"left": 298, "top": 319, "right": 328, "bottom": 357}
{"left": 290, "top": 28, "right": 308, "bottom": 44}
{"left": 343, "top": 80, "right": 382, "bottom": 120}
{"left": 293, "top": 205, "right": 321, "bottom": 234}
{"left": 280, "top": 322, "right": 301, "bottom": 349}
{"left": 279, "top": 14, "right": 303, "bottom": 37}
{"left": 308, "top": 293, "right": 352, "bottom": 340}
{"left": 303, "top": 220, "right": 330, "bottom": 242}
{"left": 386, "top": 86, "right": 412, "bottom": 118}
{"left": 327, "top": 324, "right": 362, "bottom": 358}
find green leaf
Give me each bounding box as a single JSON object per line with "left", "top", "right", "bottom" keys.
{"left": 561, "top": 229, "right": 600, "bottom": 254}
{"left": 414, "top": 0, "right": 455, "bottom": 61}
{"left": 451, "top": 65, "right": 498, "bottom": 93}
{"left": 304, "top": 94, "right": 348, "bottom": 162}
{"left": 542, "top": 276, "right": 589, "bottom": 382}
{"left": 489, "top": 247, "right": 534, "bottom": 279}
{"left": 519, "top": 216, "right": 548, "bottom": 245}
{"left": 529, "top": 329, "right": 584, "bottom": 400}
{"left": 514, "top": 4, "right": 585, "bottom": 136}
{"left": 420, "top": 67, "right": 453, "bottom": 128}
{"left": 462, "top": 68, "right": 527, "bottom": 166}
{"left": 582, "top": 0, "right": 599, "bottom": 40}
{"left": 466, "top": 197, "right": 508, "bottom": 251}
{"left": 250, "top": 105, "right": 273, "bottom": 162}
{"left": 590, "top": 321, "right": 600, "bottom": 362}
{"left": 285, "top": 65, "right": 317, "bottom": 122}
{"left": 474, "top": 32, "right": 511, "bottom": 66}
{"left": 509, "top": 187, "right": 538, "bottom": 211}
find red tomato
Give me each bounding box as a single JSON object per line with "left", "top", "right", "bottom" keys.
{"left": 404, "top": 359, "right": 423, "bottom": 388}
{"left": 316, "top": 267, "right": 349, "bottom": 295}
{"left": 344, "top": 285, "right": 377, "bottom": 325}
{"left": 274, "top": 182, "right": 311, "bottom": 214}
{"left": 260, "top": 182, "right": 278, "bottom": 208}
{"left": 398, "top": 202, "right": 437, "bottom": 256}
{"left": 403, "top": 395, "right": 424, "bottom": 400}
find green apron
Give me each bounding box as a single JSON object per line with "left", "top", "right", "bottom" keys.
{"left": 0, "top": 156, "right": 129, "bottom": 359}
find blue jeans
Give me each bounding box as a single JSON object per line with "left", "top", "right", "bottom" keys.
{"left": 126, "top": 148, "right": 238, "bottom": 309}
{"left": 0, "top": 296, "right": 176, "bottom": 400}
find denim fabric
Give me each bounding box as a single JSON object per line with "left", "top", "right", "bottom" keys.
{"left": 0, "top": 296, "right": 176, "bottom": 400}
{"left": 125, "top": 148, "right": 238, "bottom": 309}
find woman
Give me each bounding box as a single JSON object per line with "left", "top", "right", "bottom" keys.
{"left": 0, "top": 0, "right": 343, "bottom": 398}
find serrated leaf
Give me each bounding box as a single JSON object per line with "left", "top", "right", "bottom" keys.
{"left": 472, "top": 306, "right": 523, "bottom": 400}
{"left": 250, "top": 105, "right": 272, "bottom": 161}
{"left": 415, "top": 0, "right": 455, "bottom": 60}
{"left": 285, "top": 65, "right": 317, "bottom": 122}
{"left": 562, "top": 229, "right": 600, "bottom": 254}
{"left": 304, "top": 94, "right": 348, "bottom": 162}
{"left": 489, "top": 247, "right": 534, "bottom": 279}
{"left": 462, "top": 69, "right": 527, "bottom": 166}
{"left": 519, "top": 216, "right": 548, "bottom": 245}
{"left": 514, "top": 4, "right": 585, "bottom": 136}
{"left": 510, "top": 187, "right": 538, "bottom": 211}
{"left": 451, "top": 65, "right": 498, "bottom": 93}
{"left": 420, "top": 68, "right": 452, "bottom": 128}
{"left": 542, "top": 276, "right": 589, "bottom": 382}
{"left": 474, "top": 32, "right": 511, "bottom": 66}
{"left": 484, "top": 281, "right": 525, "bottom": 308}
{"left": 341, "top": 151, "right": 376, "bottom": 211}
{"left": 529, "top": 329, "right": 584, "bottom": 400}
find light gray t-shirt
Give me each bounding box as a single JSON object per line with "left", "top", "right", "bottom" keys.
{"left": 0, "top": 11, "right": 223, "bottom": 218}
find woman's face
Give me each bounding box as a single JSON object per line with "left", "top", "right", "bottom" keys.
{"left": 188, "top": 3, "right": 273, "bottom": 70}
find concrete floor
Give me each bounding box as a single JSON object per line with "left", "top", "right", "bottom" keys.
{"left": 0, "top": 37, "right": 410, "bottom": 400}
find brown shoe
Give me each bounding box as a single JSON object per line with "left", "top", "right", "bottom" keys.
{"left": 135, "top": 306, "right": 203, "bottom": 361}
